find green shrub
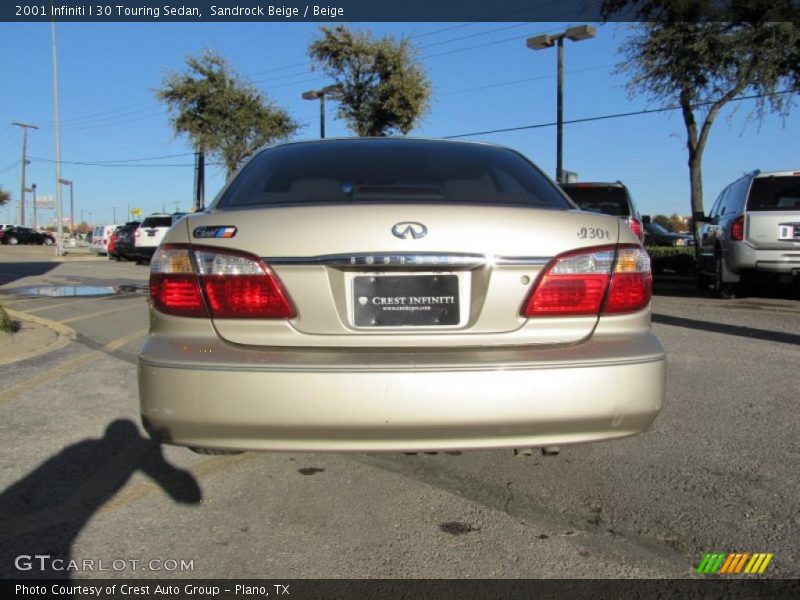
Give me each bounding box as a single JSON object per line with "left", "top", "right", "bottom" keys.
{"left": 645, "top": 246, "right": 696, "bottom": 274}
{"left": 0, "top": 304, "right": 13, "bottom": 334}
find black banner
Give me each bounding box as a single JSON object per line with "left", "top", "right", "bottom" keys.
{"left": 3, "top": 579, "right": 800, "bottom": 600}
{"left": 5, "top": 1, "right": 625, "bottom": 23}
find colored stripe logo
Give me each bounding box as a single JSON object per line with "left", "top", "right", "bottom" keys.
{"left": 696, "top": 552, "right": 773, "bottom": 574}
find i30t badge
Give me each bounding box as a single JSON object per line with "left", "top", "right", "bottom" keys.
{"left": 392, "top": 221, "right": 427, "bottom": 239}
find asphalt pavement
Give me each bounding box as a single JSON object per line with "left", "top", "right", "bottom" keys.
{"left": 0, "top": 245, "right": 798, "bottom": 580}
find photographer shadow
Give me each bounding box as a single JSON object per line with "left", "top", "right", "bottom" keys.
{"left": 0, "top": 419, "right": 201, "bottom": 579}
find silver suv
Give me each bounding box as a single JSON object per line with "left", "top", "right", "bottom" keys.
{"left": 698, "top": 170, "right": 800, "bottom": 298}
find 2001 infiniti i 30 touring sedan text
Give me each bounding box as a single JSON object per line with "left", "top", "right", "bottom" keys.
{"left": 138, "top": 138, "right": 665, "bottom": 454}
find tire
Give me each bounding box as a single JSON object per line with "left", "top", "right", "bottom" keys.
{"left": 189, "top": 447, "right": 244, "bottom": 456}
{"left": 43, "top": 237, "right": 54, "bottom": 246}
{"left": 7, "top": 236, "right": 18, "bottom": 245}
{"left": 713, "top": 253, "right": 736, "bottom": 299}
{"left": 696, "top": 270, "right": 711, "bottom": 289}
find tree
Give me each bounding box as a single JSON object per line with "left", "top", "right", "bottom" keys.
{"left": 309, "top": 26, "right": 431, "bottom": 136}
{"left": 157, "top": 51, "right": 299, "bottom": 181}
{"left": 603, "top": 1, "right": 799, "bottom": 224}
{"left": 0, "top": 186, "right": 10, "bottom": 207}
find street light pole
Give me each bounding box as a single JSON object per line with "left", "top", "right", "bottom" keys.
{"left": 58, "top": 178, "right": 73, "bottom": 234}
{"left": 302, "top": 84, "right": 343, "bottom": 139}
{"left": 12, "top": 121, "right": 38, "bottom": 226}
{"left": 527, "top": 25, "right": 596, "bottom": 183}
{"left": 50, "top": 22, "right": 64, "bottom": 256}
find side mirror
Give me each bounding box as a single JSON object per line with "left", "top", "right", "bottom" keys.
{"left": 692, "top": 211, "right": 708, "bottom": 223}
{"left": 642, "top": 215, "right": 651, "bottom": 225}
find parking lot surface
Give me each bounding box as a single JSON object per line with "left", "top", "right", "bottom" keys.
{"left": 1, "top": 246, "right": 798, "bottom": 578}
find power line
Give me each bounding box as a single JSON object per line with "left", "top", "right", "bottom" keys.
{"left": 442, "top": 90, "right": 796, "bottom": 139}
{"left": 30, "top": 156, "right": 221, "bottom": 167}
{"left": 0, "top": 159, "right": 21, "bottom": 175}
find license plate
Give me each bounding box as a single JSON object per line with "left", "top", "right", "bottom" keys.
{"left": 353, "top": 275, "right": 459, "bottom": 327}
{"left": 147, "top": 230, "right": 156, "bottom": 237}
{"left": 778, "top": 223, "right": 800, "bottom": 240}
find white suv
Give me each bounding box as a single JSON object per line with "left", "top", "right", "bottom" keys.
{"left": 134, "top": 213, "right": 187, "bottom": 262}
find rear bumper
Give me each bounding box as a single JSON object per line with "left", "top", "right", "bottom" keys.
{"left": 729, "top": 242, "right": 800, "bottom": 274}
{"left": 138, "top": 333, "right": 665, "bottom": 452}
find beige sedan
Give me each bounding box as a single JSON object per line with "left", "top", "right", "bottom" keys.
{"left": 138, "top": 138, "right": 664, "bottom": 454}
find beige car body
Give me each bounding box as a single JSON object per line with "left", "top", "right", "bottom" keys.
{"left": 138, "top": 139, "right": 665, "bottom": 453}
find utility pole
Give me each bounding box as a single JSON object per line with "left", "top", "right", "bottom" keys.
{"left": 193, "top": 150, "right": 205, "bottom": 212}
{"left": 12, "top": 122, "right": 38, "bottom": 226}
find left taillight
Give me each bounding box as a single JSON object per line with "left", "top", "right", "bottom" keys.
{"left": 149, "top": 245, "right": 295, "bottom": 319}
{"left": 730, "top": 215, "right": 745, "bottom": 241}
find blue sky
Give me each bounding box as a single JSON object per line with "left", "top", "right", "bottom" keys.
{"left": 0, "top": 20, "right": 797, "bottom": 227}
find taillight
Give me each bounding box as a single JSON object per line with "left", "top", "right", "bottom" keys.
{"left": 149, "top": 245, "right": 295, "bottom": 319}
{"left": 135, "top": 229, "right": 140, "bottom": 238}
{"left": 626, "top": 217, "right": 643, "bottom": 241}
{"left": 522, "top": 245, "right": 651, "bottom": 317}
{"left": 731, "top": 215, "right": 745, "bottom": 241}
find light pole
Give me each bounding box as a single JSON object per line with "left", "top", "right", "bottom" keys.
{"left": 302, "top": 84, "right": 343, "bottom": 139}
{"left": 526, "top": 25, "right": 596, "bottom": 183}
{"left": 58, "top": 178, "right": 74, "bottom": 234}
{"left": 12, "top": 122, "right": 38, "bottom": 226}
{"left": 25, "top": 184, "right": 37, "bottom": 228}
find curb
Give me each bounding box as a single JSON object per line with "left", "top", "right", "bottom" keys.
{"left": 0, "top": 309, "right": 76, "bottom": 366}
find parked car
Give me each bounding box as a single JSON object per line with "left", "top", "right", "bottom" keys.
{"left": 107, "top": 227, "right": 121, "bottom": 259}
{"left": 90, "top": 225, "right": 119, "bottom": 255}
{"left": 697, "top": 170, "right": 800, "bottom": 298}
{"left": 139, "top": 138, "right": 665, "bottom": 455}
{"left": 134, "top": 212, "right": 187, "bottom": 263}
{"left": 559, "top": 181, "right": 645, "bottom": 242}
{"left": 111, "top": 221, "right": 141, "bottom": 261}
{"left": 643, "top": 221, "right": 694, "bottom": 247}
{"left": 0, "top": 226, "right": 55, "bottom": 246}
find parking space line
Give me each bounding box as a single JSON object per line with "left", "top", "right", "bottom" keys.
{"left": 0, "top": 328, "right": 148, "bottom": 405}
{"left": 59, "top": 300, "right": 147, "bottom": 324}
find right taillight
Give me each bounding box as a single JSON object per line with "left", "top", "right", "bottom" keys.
{"left": 522, "top": 245, "right": 651, "bottom": 317}
{"left": 731, "top": 215, "right": 745, "bottom": 241}
{"left": 149, "top": 245, "right": 295, "bottom": 319}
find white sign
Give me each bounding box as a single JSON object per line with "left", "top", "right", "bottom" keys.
{"left": 35, "top": 195, "right": 55, "bottom": 209}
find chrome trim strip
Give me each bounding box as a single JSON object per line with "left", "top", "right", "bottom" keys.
{"left": 494, "top": 256, "right": 552, "bottom": 266}
{"left": 264, "top": 253, "right": 486, "bottom": 268}
{"left": 264, "top": 253, "right": 554, "bottom": 268}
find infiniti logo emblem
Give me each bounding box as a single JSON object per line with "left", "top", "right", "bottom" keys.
{"left": 391, "top": 221, "right": 427, "bottom": 240}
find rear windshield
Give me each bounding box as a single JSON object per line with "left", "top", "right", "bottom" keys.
{"left": 141, "top": 216, "right": 173, "bottom": 228}
{"left": 93, "top": 226, "right": 105, "bottom": 237}
{"left": 215, "top": 140, "right": 570, "bottom": 210}
{"left": 559, "top": 185, "right": 631, "bottom": 217}
{"left": 747, "top": 176, "right": 800, "bottom": 211}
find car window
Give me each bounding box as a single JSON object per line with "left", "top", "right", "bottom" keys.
{"left": 647, "top": 223, "right": 671, "bottom": 235}
{"left": 141, "top": 216, "right": 174, "bottom": 228}
{"left": 721, "top": 178, "right": 748, "bottom": 216}
{"left": 559, "top": 185, "right": 631, "bottom": 217}
{"left": 216, "top": 140, "right": 570, "bottom": 210}
{"left": 746, "top": 176, "right": 800, "bottom": 211}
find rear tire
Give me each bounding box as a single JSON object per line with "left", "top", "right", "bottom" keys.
{"left": 714, "top": 253, "right": 736, "bottom": 299}
{"left": 7, "top": 236, "right": 18, "bottom": 245}
{"left": 43, "top": 237, "right": 54, "bottom": 246}
{"left": 189, "top": 447, "right": 244, "bottom": 456}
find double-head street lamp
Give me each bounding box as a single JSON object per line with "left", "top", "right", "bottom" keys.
{"left": 302, "top": 84, "right": 343, "bottom": 139}
{"left": 526, "top": 25, "right": 596, "bottom": 183}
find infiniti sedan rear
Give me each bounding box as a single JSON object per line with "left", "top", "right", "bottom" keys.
{"left": 138, "top": 138, "right": 665, "bottom": 453}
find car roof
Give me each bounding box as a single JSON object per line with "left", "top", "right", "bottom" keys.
{"left": 753, "top": 171, "right": 800, "bottom": 178}
{"left": 560, "top": 182, "right": 626, "bottom": 188}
